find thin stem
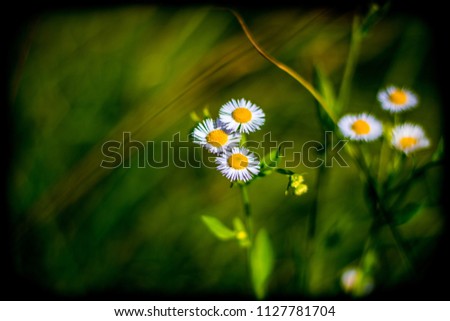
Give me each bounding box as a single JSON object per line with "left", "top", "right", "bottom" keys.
{"left": 301, "top": 157, "right": 326, "bottom": 293}
{"left": 346, "top": 142, "right": 415, "bottom": 274}
{"left": 230, "top": 9, "right": 337, "bottom": 124}
{"left": 372, "top": 192, "right": 415, "bottom": 274}
{"left": 377, "top": 136, "right": 388, "bottom": 183}
{"left": 358, "top": 234, "right": 374, "bottom": 269}
{"left": 240, "top": 183, "right": 254, "bottom": 295}
{"left": 384, "top": 216, "right": 415, "bottom": 273}
{"left": 240, "top": 132, "right": 247, "bottom": 147}
{"left": 240, "top": 184, "right": 253, "bottom": 242}
{"left": 388, "top": 159, "right": 443, "bottom": 196}
{"left": 336, "top": 16, "right": 362, "bottom": 112}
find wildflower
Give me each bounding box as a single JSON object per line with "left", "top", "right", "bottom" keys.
{"left": 192, "top": 118, "right": 241, "bottom": 154}
{"left": 391, "top": 123, "right": 430, "bottom": 154}
{"left": 216, "top": 147, "right": 260, "bottom": 182}
{"left": 338, "top": 113, "right": 383, "bottom": 141}
{"left": 219, "top": 98, "right": 265, "bottom": 134}
{"left": 377, "top": 86, "right": 418, "bottom": 113}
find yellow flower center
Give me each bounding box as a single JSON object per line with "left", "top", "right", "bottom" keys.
{"left": 399, "top": 136, "right": 417, "bottom": 149}
{"left": 232, "top": 107, "right": 252, "bottom": 123}
{"left": 389, "top": 90, "right": 408, "bottom": 105}
{"left": 351, "top": 119, "right": 371, "bottom": 135}
{"left": 206, "top": 129, "right": 228, "bottom": 147}
{"left": 228, "top": 153, "right": 249, "bottom": 170}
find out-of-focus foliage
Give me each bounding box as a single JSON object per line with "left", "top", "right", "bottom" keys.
{"left": 8, "top": 5, "right": 443, "bottom": 298}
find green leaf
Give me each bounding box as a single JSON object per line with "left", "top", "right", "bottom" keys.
{"left": 362, "top": 249, "right": 378, "bottom": 274}
{"left": 250, "top": 229, "right": 274, "bottom": 299}
{"left": 201, "top": 216, "right": 235, "bottom": 240}
{"left": 314, "top": 65, "right": 336, "bottom": 113}
{"left": 232, "top": 217, "right": 245, "bottom": 232}
{"left": 313, "top": 66, "right": 337, "bottom": 130}
{"left": 432, "top": 137, "right": 444, "bottom": 162}
{"left": 360, "top": 2, "right": 390, "bottom": 36}
{"left": 393, "top": 203, "right": 423, "bottom": 225}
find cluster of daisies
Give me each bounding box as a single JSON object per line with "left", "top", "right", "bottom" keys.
{"left": 192, "top": 98, "right": 265, "bottom": 182}
{"left": 338, "top": 86, "right": 430, "bottom": 154}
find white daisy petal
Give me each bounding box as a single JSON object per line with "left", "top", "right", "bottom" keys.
{"left": 219, "top": 98, "right": 265, "bottom": 134}
{"left": 377, "top": 86, "right": 418, "bottom": 113}
{"left": 391, "top": 123, "right": 430, "bottom": 154}
{"left": 215, "top": 147, "right": 260, "bottom": 182}
{"left": 192, "top": 118, "right": 241, "bottom": 154}
{"left": 338, "top": 113, "right": 383, "bottom": 141}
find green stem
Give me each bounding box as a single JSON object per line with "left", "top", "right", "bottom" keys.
{"left": 301, "top": 157, "right": 326, "bottom": 293}
{"left": 387, "top": 159, "right": 442, "bottom": 197}
{"left": 358, "top": 233, "right": 374, "bottom": 269}
{"left": 336, "top": 16, "right": 362, "bottom": 112}
{"left": 240, "top": 183, "right": 254, "bottom": 295}
{"left": 359, "top": 150, "right": 415, "bottom": 274}
{"left": 394, "top": 113, "right": 400, "bottom": 126}
{"left": 384, "top": 215, "right": 415, "bottom": 273}
{"left": 377, "top": 136, "right": 388, "bottom": 183}
{"left": 240, "top": 184, "right": 253, "bottom": 242}
{"left": 240, "top": 132, "right": 247, "bottom": 147}
{"left": 239, "top": 133, "right": 252, "bottom": 241}
{"left": 352, "top": 144, "right": 414, "bottom": 272}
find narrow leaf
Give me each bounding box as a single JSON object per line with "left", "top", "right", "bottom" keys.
{"left": 360, "top": 2, "right": 390, "bottom": 36}
{"left": 314, "top": 65, "right": 336, "bottom": 112}
{"left": 393, "top": 203, "right": 423, "bottom": 225}
{"left": 232, "top": 217, "right": 245, "bottom": 232}
{"left": 201, "top": 216, "right": 235, "bottom": 240}
{"left": 250, "top": 229, "right": 274, "bottom": 299}
{"left": 432, "top": 137, "right": 444, "bottom": 162}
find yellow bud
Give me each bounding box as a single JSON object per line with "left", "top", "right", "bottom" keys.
{"left": 190, "top": 111, "right": 201, "bottom": 122}
{"left": 291, "top": 181, "right": 300, "bottom": 188}
{"left": 294, "top": 184, "right": 308, "bottom": 196}
{"left": 203, "top": 107, "right": 211, "bottom": 118}
{"left": 292, "top": 174, "right": 304, "bottom": 183}
{"left": 236, "top": 231, "right": 248, "bottom": 240}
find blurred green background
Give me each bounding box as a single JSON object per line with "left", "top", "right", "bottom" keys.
{"left": 7, "top": 4, "right": 444, "bottom": 299}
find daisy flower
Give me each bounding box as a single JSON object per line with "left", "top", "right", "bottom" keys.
{"left": 377, "top": 86, "right": 418, "bottom": 113}
{"left": 391, "top": 123, "right": 430, "bottom": 154}
{"left": 216, "top": 147, "right": 260, "bottom": 182}
{"left": 219, "top": 98, "right": 265, "bottom": 134}
{"left": 192, "top": 118, "right": 241, "bottom": 154}
{"left": 338, "top": 113, "right": 383, "bottom": 141}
